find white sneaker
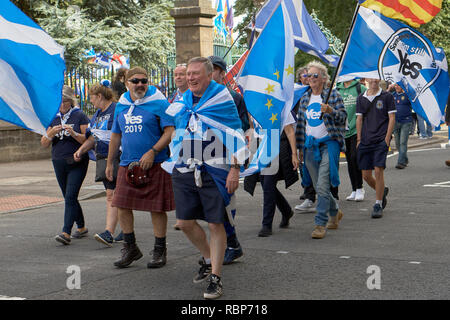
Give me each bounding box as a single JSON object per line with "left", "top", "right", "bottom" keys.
{"left": 346, "top": 191, "right": 356, "bottom": 201}
{"left": 294, "top": 199, "right": 315, "bottom": 212}
{"left": 355, "top": 188, "right": 365, "bottom": 201}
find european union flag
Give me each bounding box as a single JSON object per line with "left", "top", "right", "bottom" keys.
{"left": 0, "top": 1, "right": 66, "bottom": 135}
{"left": 237, "top": 0, "right": 301, "bottom": 175}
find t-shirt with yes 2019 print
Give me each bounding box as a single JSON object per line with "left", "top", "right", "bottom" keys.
{"left": 112, "top": 105, "right": 174, "bottom": 166}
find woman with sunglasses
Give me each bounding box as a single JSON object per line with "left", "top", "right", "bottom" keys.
{"left": 295, "top": 61, "right": 347, "bottom": 240}
{"left": 41, "top": 85, "right": 90, "bottom": 245}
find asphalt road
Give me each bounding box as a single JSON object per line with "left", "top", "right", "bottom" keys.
{"left": 0, "top": 143, "right": 449, "bottom": 302}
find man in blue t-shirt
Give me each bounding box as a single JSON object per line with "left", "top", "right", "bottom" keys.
{"left": 106, "top": 67, "right": 175, "bottom": 269}
{"left": 356, "top": 78, "right": 396, "bottom": 219}
{"left": 392, "top": 84, "right": 412, "bottom": 169}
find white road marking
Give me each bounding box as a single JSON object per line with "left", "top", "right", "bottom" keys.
{"left": 0, "top": 295, "right": 26, "bottom": 300}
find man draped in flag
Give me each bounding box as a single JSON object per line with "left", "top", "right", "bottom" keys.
{"left": 0, "top": 0, "right": 65, "bottom": 135}
{"left": 339, "top": 5, "right": 449, "bottom": 128}
{"left": 163, "top": 57, "right": 248, "bottom": 300}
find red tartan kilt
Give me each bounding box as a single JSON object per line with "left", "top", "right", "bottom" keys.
{"left": 112, "top": 163, "right": 175, "bottom": 212}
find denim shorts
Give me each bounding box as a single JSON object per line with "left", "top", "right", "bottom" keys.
{"left": 357, "top": 140, "right": 389, "bottom": 170}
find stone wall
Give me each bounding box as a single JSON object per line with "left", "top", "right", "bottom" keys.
{"left": 0, "top": 121, "right": 50, "bottom": 163}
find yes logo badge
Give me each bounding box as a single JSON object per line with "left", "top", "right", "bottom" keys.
{"left": 305, "top": 103, "right": 323, "bottom": 127}
{"left": 379, "top": 28, "right": 441, "bottom": 103}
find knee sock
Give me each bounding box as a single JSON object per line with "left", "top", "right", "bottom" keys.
{"left": 123, "top": 232, "right": 136, "bottom": 244}
{"left": 154, "top": 236, "right": 166, "bottom": 250}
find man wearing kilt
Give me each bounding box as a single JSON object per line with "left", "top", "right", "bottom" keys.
{"left": 106, "top": 67, "right": 175, "bottom": 268}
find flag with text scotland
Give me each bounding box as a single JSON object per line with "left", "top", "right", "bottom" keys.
{"left": 0, "top": 0, "right": 66, "bottom": 135}
{"left": 339, "top": 6, "right": 449, "bottom": 127}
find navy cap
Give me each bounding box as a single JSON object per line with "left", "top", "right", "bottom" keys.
{"left": 208, "top": 56, "right": 227, "bottom": 72}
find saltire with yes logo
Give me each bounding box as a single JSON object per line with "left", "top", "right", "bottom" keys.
{"left": 338, "top": 5, "right": 448, "bottom": 127}
{"left": 237, "top": 0, "right": 307, "bottom": 176}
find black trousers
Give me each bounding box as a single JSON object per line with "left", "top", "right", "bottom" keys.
{"left": 345, "top": 135, "right": 363, "bottom": 191}
{"left": 260, "top": 174, "right": 292, "bottom": 229}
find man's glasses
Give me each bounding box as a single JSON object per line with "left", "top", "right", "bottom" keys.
{"left": 128, "top": 78, "right": 149, "bottom": 84}
{"left": 307, "top": 73, "right": 319, "bottom": 78}
{"left": 301, "top": 74, "right": 308, "bottom": 78}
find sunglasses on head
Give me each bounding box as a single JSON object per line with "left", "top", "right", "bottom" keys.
{"left": 307, "top": 73, "right": 320, "bottom": 78}
{"left": 128, "top": 78, "right": 149, "bottom": 84}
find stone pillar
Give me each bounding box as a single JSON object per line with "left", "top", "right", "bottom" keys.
{"left": 170, "top": 0, "right": 217, "bottom": 64}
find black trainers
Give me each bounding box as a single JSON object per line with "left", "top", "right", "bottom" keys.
{"left": 382, "top": 187, "right": 389, "bottom": 209}
{"left": 147, "top": 246, "right": 167, "bottom": 268}
{"left": 193, "top": 258, "right": 212, "bottom": 283}
{"left": 372, "top": 203, "right": 383, "bottom": 219}
{"left": 204, "top": 274, "right": 223, "bottom": 299}
{"left": 258, "top": 226, "right": 272, "bottom": 237}
{"left": 114, "top": 243, "right": 143, "bottom": 268}
{"left": 279, "top": 210, "right": 294, "bottom": 228}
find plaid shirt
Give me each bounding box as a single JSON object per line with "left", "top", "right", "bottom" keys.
{"left": 295, "top": 87, "right": 347, "bottom": 152}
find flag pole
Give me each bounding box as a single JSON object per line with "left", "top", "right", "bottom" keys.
{"left": 320, "top": 2, "right": 361, "bottom": 118}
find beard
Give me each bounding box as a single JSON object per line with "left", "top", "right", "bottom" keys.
{"left": 132, "top": 87, "right": 147, "bottom": 99}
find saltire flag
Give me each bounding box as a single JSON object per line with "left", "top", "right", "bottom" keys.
{"left": 0, "top": 1, "right": 66, "bottom": 135}
{"left": 339, "top": 6, "right": 449, "bottom": 127}
{"left": 251, "top": 0, "right": 339, "bottom": 67}
{"left": 358, "top": 0, "right": 442, "bottom": 28}
{"left": 237, "top": 0, "right": 307, "bottom": 175}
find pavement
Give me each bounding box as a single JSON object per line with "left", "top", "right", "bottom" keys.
{"left": 1, "top": 126, "right": 448, "bottom": 215}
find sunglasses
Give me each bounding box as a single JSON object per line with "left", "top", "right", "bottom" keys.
{"left": 128, "top": 78, "right": 149, "bottom": 84}
{"left": 307, "top": 73, "right": 320, "bottom": 78}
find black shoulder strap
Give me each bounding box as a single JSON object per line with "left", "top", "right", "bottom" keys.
{"left": 356, "top": 82, "right": 362, "bottom": 96}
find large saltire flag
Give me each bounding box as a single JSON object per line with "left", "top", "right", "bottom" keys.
{"left": 0, "top": 1, "right": 66, "bottom": 135}
{"left": 339, "top": 6, "right": 449, "bottom": 127}
{"left": 252, "top": 0, "right": 339, "bottom": 67}
{"left": 237, "top": 0, "right": 305, "bottom": 175}
{"left": 358, "top": 0, "right": 442, "bottom": 28}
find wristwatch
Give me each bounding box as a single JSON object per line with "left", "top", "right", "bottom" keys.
{"left": 230, "top": 164, "right": 241, "bottom": 169}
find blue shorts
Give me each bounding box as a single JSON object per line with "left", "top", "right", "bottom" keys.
{"left": 172, "top": 169, "right": 227, "bottom": 224}
{"left": 357, "top": 140, "right": 389, "bottom": 170}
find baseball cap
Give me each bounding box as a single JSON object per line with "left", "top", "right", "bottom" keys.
{"left": 208, "top": 56, "right": 227, "bottom": 72}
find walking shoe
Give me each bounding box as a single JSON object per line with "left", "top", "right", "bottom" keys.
{"left": 114, "top": 231, "right": 124, "bottom": 243}
{"left": 279, "top": 210, "right": 294, "bottom": 228}
{"left": 294, "top": 199, "right": 315, "bottom": 213}
{"left": 223, "top": 246, "right": 243, "bottom": 265}
{"left": 173, "top": 223, "right": 181, "bottom": 231}
{"left": 382, "top": 187, "right": 389, "bottom": 209}
{"left": 355, "top": 188, "right": 365, "bottom": 201}
{"left": 372, "top": 203, "right": 383, "bottom": 219}
{"left": 204, "top": 274, "right": 223, "bottom": 299}
{"left": 311, "top": 225, "right": 326, "bottom": 239}
{"left": 326, "top": 210, "right": 343, "bottom": 230}
{"left": 395, "top": 163, "right": 406, "bottom": 169}
{"left": 346, "top": 191, "right": 356, "bottom": 201}
{"left": 299, "top": 193, "right": 306, "bottom": 200}
{"left": 147, "top": 246, "right": 167, "bottom": 268}
{"left": 94, "top": 230, "right": 114, "bottom": 247}
{"left": 71, "top": 228, "right": 88, "bottom": 239}
{"left": 445, "top": 160, "right": 450, "bottom": 167}
{"left": 193, "top": 258, "right": 212, "bottom": 284}
{"left": 55, "top": 234, "right": 71, "bottom": 245}
{"left": 257, "top": 226, "right": 272, "bottom": 237}
{"left": 113, "top": 242, "right": 143, "bottom": 268}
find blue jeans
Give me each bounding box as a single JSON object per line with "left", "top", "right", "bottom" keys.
{"left": 304, "top": 144, "right": 338, "bottom": 227}
{"left": 394, "top": 122, "right": 412, "bottom": 165}
{"left": 417, "top": 115, "right": 433, "bottom": 138}
{"left": 52, "top": 157, "right": 89, "bottom": 235}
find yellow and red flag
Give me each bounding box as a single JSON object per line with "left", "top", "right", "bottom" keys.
{"left": 358, "top": 0, "right": 442, "bottom": 28}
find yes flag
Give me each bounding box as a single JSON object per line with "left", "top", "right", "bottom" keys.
{"left": 0, "top": 1, "right": 66, "bottom": 135}
{"left": 237, "top": 0, "right": 304, "bottom": 175}
{"left": 252, "top": 0, "right": 339, "bottom": 67}
{"left": 339, "top": 6, "right": 449, "bottom": 127}
{"left": 358, "top": 0, "right": 442, "bottom": 28}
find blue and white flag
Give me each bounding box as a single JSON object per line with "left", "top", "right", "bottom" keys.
{"left": 252, "top": 0, "right": 339, "bottom": 67}
{"left": 0, "top": 1, "right": 66, "bottom": 135}
{"left": 238, "top": 0, "right": 306, "bottom": 175}
{"left": 339, "top": 6, "right": 449, "bottom": 127}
